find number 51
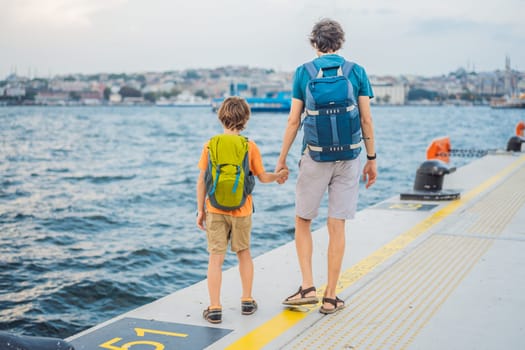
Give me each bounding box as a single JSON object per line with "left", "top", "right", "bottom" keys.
{"left": 100, "top": 327, "right": 188, "bottom": 350}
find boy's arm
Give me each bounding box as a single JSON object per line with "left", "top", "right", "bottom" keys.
{"left": 256, "top": 168, "right": 289, "bottom": 183}
{"left": 249, "top": 141, "right": 288, "bottom": 183}
{"left": 196, "top": 170, "right": 206, "bottom": 230}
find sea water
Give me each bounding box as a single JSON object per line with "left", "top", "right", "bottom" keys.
{"left": 0, "top": 105, "right": 522, "bottom": 338}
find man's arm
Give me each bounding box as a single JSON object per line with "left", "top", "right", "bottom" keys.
{"left": 276, "top": 98, "right": 304, "bottom": 183}
{"left": 358, "top": 95, "right": 377, "bottom": 189}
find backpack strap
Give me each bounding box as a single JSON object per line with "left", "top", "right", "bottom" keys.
{"left": 305, "top": 60, "right": 354, "bottom": 79}
{"left": 307, "top": 143, "right": 362, "bottom": 153}
{"left": 232, "top": 165, "right": 241, "bottom": 193}
{"left": 342, "top": 61, "right": 355, "bottom": 77}
{"left": 210, "top": 165, "right": 220, "bottom": 195}
{"left": 306, "top": 105, "right": 357, "bottom": 116}
{"left": 303, "top": 61, "right": 318, "bottom": 79}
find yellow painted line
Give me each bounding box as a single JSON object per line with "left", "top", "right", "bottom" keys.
{"left": 225, "top": 155, "right": 525, "bottom": 350}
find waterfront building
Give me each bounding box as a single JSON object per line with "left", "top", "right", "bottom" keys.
{"left": 371, "top": 80, "right": 408, "bottom": 105}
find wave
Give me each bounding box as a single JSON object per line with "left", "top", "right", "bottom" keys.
{"left": 62, "top": 174, "right": 136, "bottom": 184}
{"left": 0, "top": 278, "right": 155, "bottom": 338}
{"left": 40, "top": 215, "right": 120, "bottom": 234}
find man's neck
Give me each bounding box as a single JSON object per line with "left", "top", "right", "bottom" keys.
{"left": 317, "top": 50, "right": 337, "bottom": 57}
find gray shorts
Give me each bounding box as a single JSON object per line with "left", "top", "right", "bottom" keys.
{"left": 295, "top": 152, "right": 361, "bottom": 220}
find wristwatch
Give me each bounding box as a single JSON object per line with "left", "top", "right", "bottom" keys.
{"left": 366, "top": 153, "right": 376, "bottom": 160}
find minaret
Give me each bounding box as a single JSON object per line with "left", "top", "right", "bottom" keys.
{"left": 504, "top": 55, "right": 512, "bottom": 96}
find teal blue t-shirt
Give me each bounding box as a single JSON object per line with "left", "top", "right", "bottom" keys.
{"left": 292, "top": 54, "right": 374, "bottom": 102}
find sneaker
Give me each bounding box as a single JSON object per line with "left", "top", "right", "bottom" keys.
{"left": 241, "top": 299, "right": 258, "bottom": 315}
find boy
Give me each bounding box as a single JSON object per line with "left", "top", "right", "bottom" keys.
{"left": 196, "top": 96, "right": 288, "bottom": 324}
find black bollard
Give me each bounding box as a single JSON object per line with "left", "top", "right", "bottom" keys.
{"left": 413, "top": 159, "right": 453, "bottom": 192}
{"left": 506, "top": 136, "right": 524, "bottom": 152}
{"left": 400, "top": 159, "right": 460, "bottom": 201}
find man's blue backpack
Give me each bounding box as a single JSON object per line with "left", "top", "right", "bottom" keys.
{"left": 302, "top": 60, "right": 362, "bottom": 162}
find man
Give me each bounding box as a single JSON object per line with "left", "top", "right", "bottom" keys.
{"left": 276, "top": 18, "right": 377, "bottom": 314}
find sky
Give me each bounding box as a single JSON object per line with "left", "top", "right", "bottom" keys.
{"left": 1, "top": 0, "right": 524, "bottom": 78}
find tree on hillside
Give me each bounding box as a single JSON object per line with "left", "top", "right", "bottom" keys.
{"left": 69, "top": 91, "right": 81, "bottom": 101}
{"left": 24, "top": 87, "right": 38, "bottom": 101}
{"left": 184, "top": 70, "right": 200, "bottom": 80}
{"left": 103, "top": 87, "right": 111, "bottom": 100}
{"left": 161, "top": 87, "right": 181, "bottom": 99}
{"left": 144, "top": 92, "right": 156, "bottom": 103}
{"left": 119, "top": 86, "right": 142, "bottom": 98}
{"left": 194, "top": 89, "right": 208, "bottom": 99}
{"left": 407, "top": 88, "right": 441, "bottom": 101}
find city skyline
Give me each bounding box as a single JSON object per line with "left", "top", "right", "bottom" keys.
{"left": 1, "top": 0, "right": 523, "bottom": 78}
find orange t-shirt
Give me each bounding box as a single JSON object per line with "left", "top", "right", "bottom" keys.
{"left": 198, "top": 139, "right": 265, "bottom": 217}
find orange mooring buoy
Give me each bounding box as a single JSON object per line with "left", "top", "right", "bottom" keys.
{"left": 426, "top": 136, "right": 451, "bottom": 163}
{"left": 516, "top": 121, "right": 525, "bottom": 137}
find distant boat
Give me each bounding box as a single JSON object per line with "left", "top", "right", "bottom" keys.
{"left": 156, "top": 93, "right": 210, "bottom": 107}
{"left": 156, "top": 100, "right": 210, "bottom": 107}
{"left": 212, "top": 91, "right": 291, "bottom": 113}
{"left": 490, "top": 94, "right": 525, "bottom": 109}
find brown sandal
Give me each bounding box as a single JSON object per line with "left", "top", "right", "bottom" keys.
{"left": 203, "top": 306, "right": 222, "bottom": 323}
{"left": 241, "top": 298, "right": 258, "bottom": 315}
{"left": 319, "top": 296, "right": 345, "bottom": 314}
{"left": 282, "top": 286, "right": 319, "bottom": 305}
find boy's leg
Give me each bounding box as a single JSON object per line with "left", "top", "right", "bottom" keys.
{"left": 205, "top": 213, "right": 230, "bottom": 308}
{"left": 230, "top": 215, "right": 253, "bottom": 298}
{"left": 238, "top": 248, "right": 258, "bottom": 315}
{"left": 207, "top": 253, "right": 225, "bottom": 307}
{"left": 237, "top": 248, "right": 253, "bottom": 299}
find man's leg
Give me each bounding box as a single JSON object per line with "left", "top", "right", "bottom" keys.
{"left": 295, "top": 215, "right": 316, "bottom": 296}
{"left": 288, "top": 153, "right": 330, "bottom": 302}
{"left": 323, "top": 217, "right": 346, "bottom": 309}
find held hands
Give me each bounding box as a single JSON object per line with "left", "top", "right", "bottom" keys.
{"left": 275, "top": 160, "right": 289, "bottom": 184}
{"left": 276, "top": 168, "right": 289, "bottom": 183}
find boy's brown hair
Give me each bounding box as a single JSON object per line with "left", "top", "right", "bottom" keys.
{"left": 218, "top": 96, "right": 251, "bottom": 131}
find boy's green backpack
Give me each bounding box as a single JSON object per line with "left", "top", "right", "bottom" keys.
{"left": 204, "top": 134, "right": 255, "bottom": 211}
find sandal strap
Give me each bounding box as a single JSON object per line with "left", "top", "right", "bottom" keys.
{"left": 300, "top": 286, "right": 316, "bottom": 297}
{"left": 286, "top": 286, "right": 316, "bottom": 300}
{"left": 322, "top": 296, "right": 344, "bottom": 308}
